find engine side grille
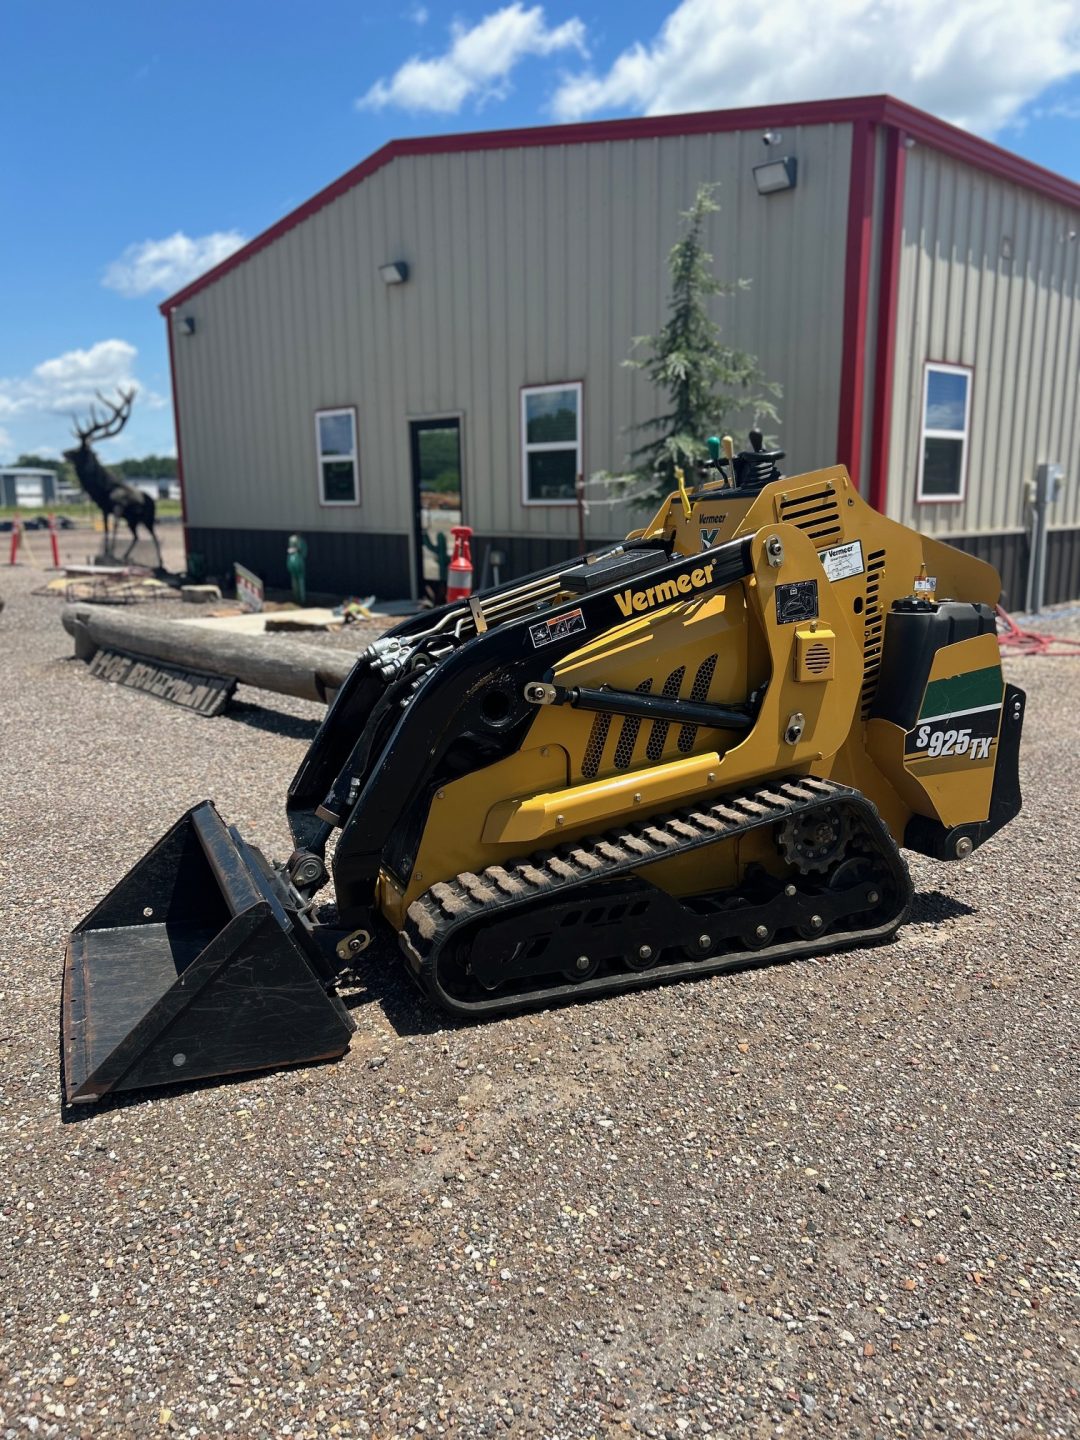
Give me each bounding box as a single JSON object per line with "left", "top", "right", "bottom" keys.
{"left": 678, "top": 653, "right": 718, "bottom": 752}
{"left": 860, "top": 548, "right": 887, "bottom": 717}
{"left": 777, "top": 485, "right": 843, "bottom": 544}
{"left": 646, "top": 665, "right": 686, "bottom": 762}
{"left": 582, "top": 712, "right": 613, "bottom": 779}
{"left": 613, "top": 679, "right": 654, "bottom": 769}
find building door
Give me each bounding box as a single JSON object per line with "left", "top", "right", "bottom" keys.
{"left": 410, "top": 418, "right": 463, "bottom": 603}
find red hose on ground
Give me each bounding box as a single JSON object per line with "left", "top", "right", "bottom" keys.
{"left": 996, "top": 604, "right": 1080, "bottom": 657}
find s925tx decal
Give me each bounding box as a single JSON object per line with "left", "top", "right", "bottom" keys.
{"left": 905, "top": 705, "right": 1002, "bottom": 764}
{"left": 905, "top": 716, "right": 998, "bottom": 762}
{"left": 904, "top": 663, "right": 1004, "bottom": 765}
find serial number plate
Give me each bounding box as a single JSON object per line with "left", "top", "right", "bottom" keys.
{"left": 819, "top": 540, "right": 865, "bottom": 583}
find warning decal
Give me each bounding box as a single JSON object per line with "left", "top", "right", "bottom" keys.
{"left": 529, "top": 608, "right": 587, "bottom": 649}
{"left": 775, "top": 579, "right": 819, "bottom": 626}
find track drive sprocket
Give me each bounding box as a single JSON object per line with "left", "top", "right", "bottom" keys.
{"left": 776, "top": 803, "right": 851, "bottom": 873}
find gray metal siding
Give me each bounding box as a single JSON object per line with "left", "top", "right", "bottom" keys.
{"left": 171, "top": 124, "right": 853, "bottom": 570}
{"left": 887, "top": 147, "right": 1080, "bottom": 538}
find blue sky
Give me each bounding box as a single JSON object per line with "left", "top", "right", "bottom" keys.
{"left": 2, "top": 0, "right": 1078, "bottom": 462}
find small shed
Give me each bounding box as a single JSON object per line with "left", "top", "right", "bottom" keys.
{"left": 0, "top": 468, "right": 58, "bottom": 508}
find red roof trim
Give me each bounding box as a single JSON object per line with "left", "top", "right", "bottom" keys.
{"left": 835, "top": 118, "right": 877, "bottom": 491}
{"left": 868, "top": 127, "right": 907, "bottom": 514}
{"left": 164, "top": 308, "right": 189, "bottom": 546}
{"left": 160, "top": 93, "right": 1080, "bottom": 314}
{"left": 877, "top": 97, "right": 1080, "bottom": 210}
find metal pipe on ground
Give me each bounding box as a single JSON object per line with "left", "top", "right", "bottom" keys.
{"left": 61, "top": 604, "right": 355, "bottom": 704}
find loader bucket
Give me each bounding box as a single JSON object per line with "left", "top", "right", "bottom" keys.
{"left": 62, "top": 802, "right": 355, "bottom": 1104}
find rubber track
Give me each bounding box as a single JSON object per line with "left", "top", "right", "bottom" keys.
{"left": 400, "top": 776, "right": 912, "bottom": 1016}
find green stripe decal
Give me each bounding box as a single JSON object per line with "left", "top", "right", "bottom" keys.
{"left": 919, "top": 664, "right": 1003, "bottom": 720}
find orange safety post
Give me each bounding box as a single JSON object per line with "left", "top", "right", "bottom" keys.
{"left": 48, "top": 513, "right": 61, "bottom": 568}
{"left": 446, "top": 525, "right": 474, "bottom": 602}
{"left": 8, "top": 516, "right": 21, "bottom": 566}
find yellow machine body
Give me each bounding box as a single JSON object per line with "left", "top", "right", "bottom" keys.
{"left": 379, "top": 467, "right": 1011, "bottom": 929}
{"left": 62, "top": 461, "right": 1025, "bottom": 1102}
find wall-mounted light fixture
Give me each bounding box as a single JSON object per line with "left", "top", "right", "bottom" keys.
{"left": 379, "top": 261, "right": 409, "bottom": 285}
{"left": 180, "top": 315, "right": 196, "bottom": 336}
{"left": 752, "top": 156, "right": 798, "bottom": 196}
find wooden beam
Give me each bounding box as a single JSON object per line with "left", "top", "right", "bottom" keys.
{"left": 62, "top": 605, "right": 355, "bottom": 704}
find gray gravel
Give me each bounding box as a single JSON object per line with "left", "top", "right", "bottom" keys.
{"left": 1, "top": 560, "right": 1078, "bottom": 1439}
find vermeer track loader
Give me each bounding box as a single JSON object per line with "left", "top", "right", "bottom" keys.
{"left": 62, "top": 437, "right": 1024, "bottom": 1102}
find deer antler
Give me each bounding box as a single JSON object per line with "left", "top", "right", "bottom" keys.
{"left": 72, "top": 386, "right": 136, "bottom": 444}
{"left": 93, "top": 387, "right": 136, "bottom": 439}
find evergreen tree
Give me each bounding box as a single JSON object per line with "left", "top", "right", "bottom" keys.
{"left": 617, "top": 183, "right": 780, "bottom": 505}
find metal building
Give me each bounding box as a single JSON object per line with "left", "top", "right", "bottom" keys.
{"left": 0, "top": 468, "right": 58, "bottom": 508}
{"left": 162, "top": 94, "right": 1080, "bottom": 605}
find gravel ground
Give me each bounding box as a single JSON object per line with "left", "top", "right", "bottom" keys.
{"left": 1, "top": 561, "right": 1077, "bottom": 1440}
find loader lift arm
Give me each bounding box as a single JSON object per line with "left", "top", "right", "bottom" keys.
{"left": 320, "top": 536, "right": 755, "bottom": 920}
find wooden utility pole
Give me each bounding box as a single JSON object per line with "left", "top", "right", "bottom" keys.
{"left": 62, "top": 605, "right": 355, "bottom": 704}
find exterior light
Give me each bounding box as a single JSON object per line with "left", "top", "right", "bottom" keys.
{"left": 752, "top": 156, "right": 797, "bottom": 195}
{"left": 379, "top": 261, "right": 409, "bottom": 285}
{"left": 180, "top": 315, "right": 196, "bottom": 335}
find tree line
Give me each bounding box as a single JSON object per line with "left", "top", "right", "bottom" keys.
{"left": 13, "top": 453, "right": 179, "bottom": 487}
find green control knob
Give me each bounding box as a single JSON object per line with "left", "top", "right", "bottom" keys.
{"left": 707, "top": 436, "right": 721, "bottom": 462}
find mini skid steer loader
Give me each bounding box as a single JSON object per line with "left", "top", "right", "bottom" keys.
{"left": 62, "top": 435, "right": 1024, "bottom": 1102}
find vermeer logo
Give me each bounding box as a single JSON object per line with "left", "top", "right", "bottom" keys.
{"left": 699, "top": 516, "right": 727, "bottom": 549}
{"left": 614, "top": 562, "right": 716, "bottom": 618}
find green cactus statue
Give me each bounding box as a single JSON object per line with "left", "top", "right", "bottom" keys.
{"left": 286, "top": 533, "right": 308, "bottom": 606}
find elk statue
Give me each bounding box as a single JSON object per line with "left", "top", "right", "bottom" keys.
{"left": 64, "top": 388, "right": 163, "bottom": 568}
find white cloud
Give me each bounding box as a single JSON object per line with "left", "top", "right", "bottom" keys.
{"left": 102, "top": 230, "right": 247, "bottom": 298}
{"left": 551, "top": 0, "right": 1080, "bottom": 135}
{"left": 0, "top": 426, "right": 12, "bottom": 461}
{"left": 0, "top": 340, "right": 166, "bottom": 427}
{"left": 360, "top": 3, "right": 587, "bottom": 113}
{"left": 408, "top": 4, "right": 429, "bottom": 24}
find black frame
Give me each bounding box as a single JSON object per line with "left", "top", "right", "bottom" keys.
{"left": 409, "top": 417, "right": 463, "bottom": 601}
